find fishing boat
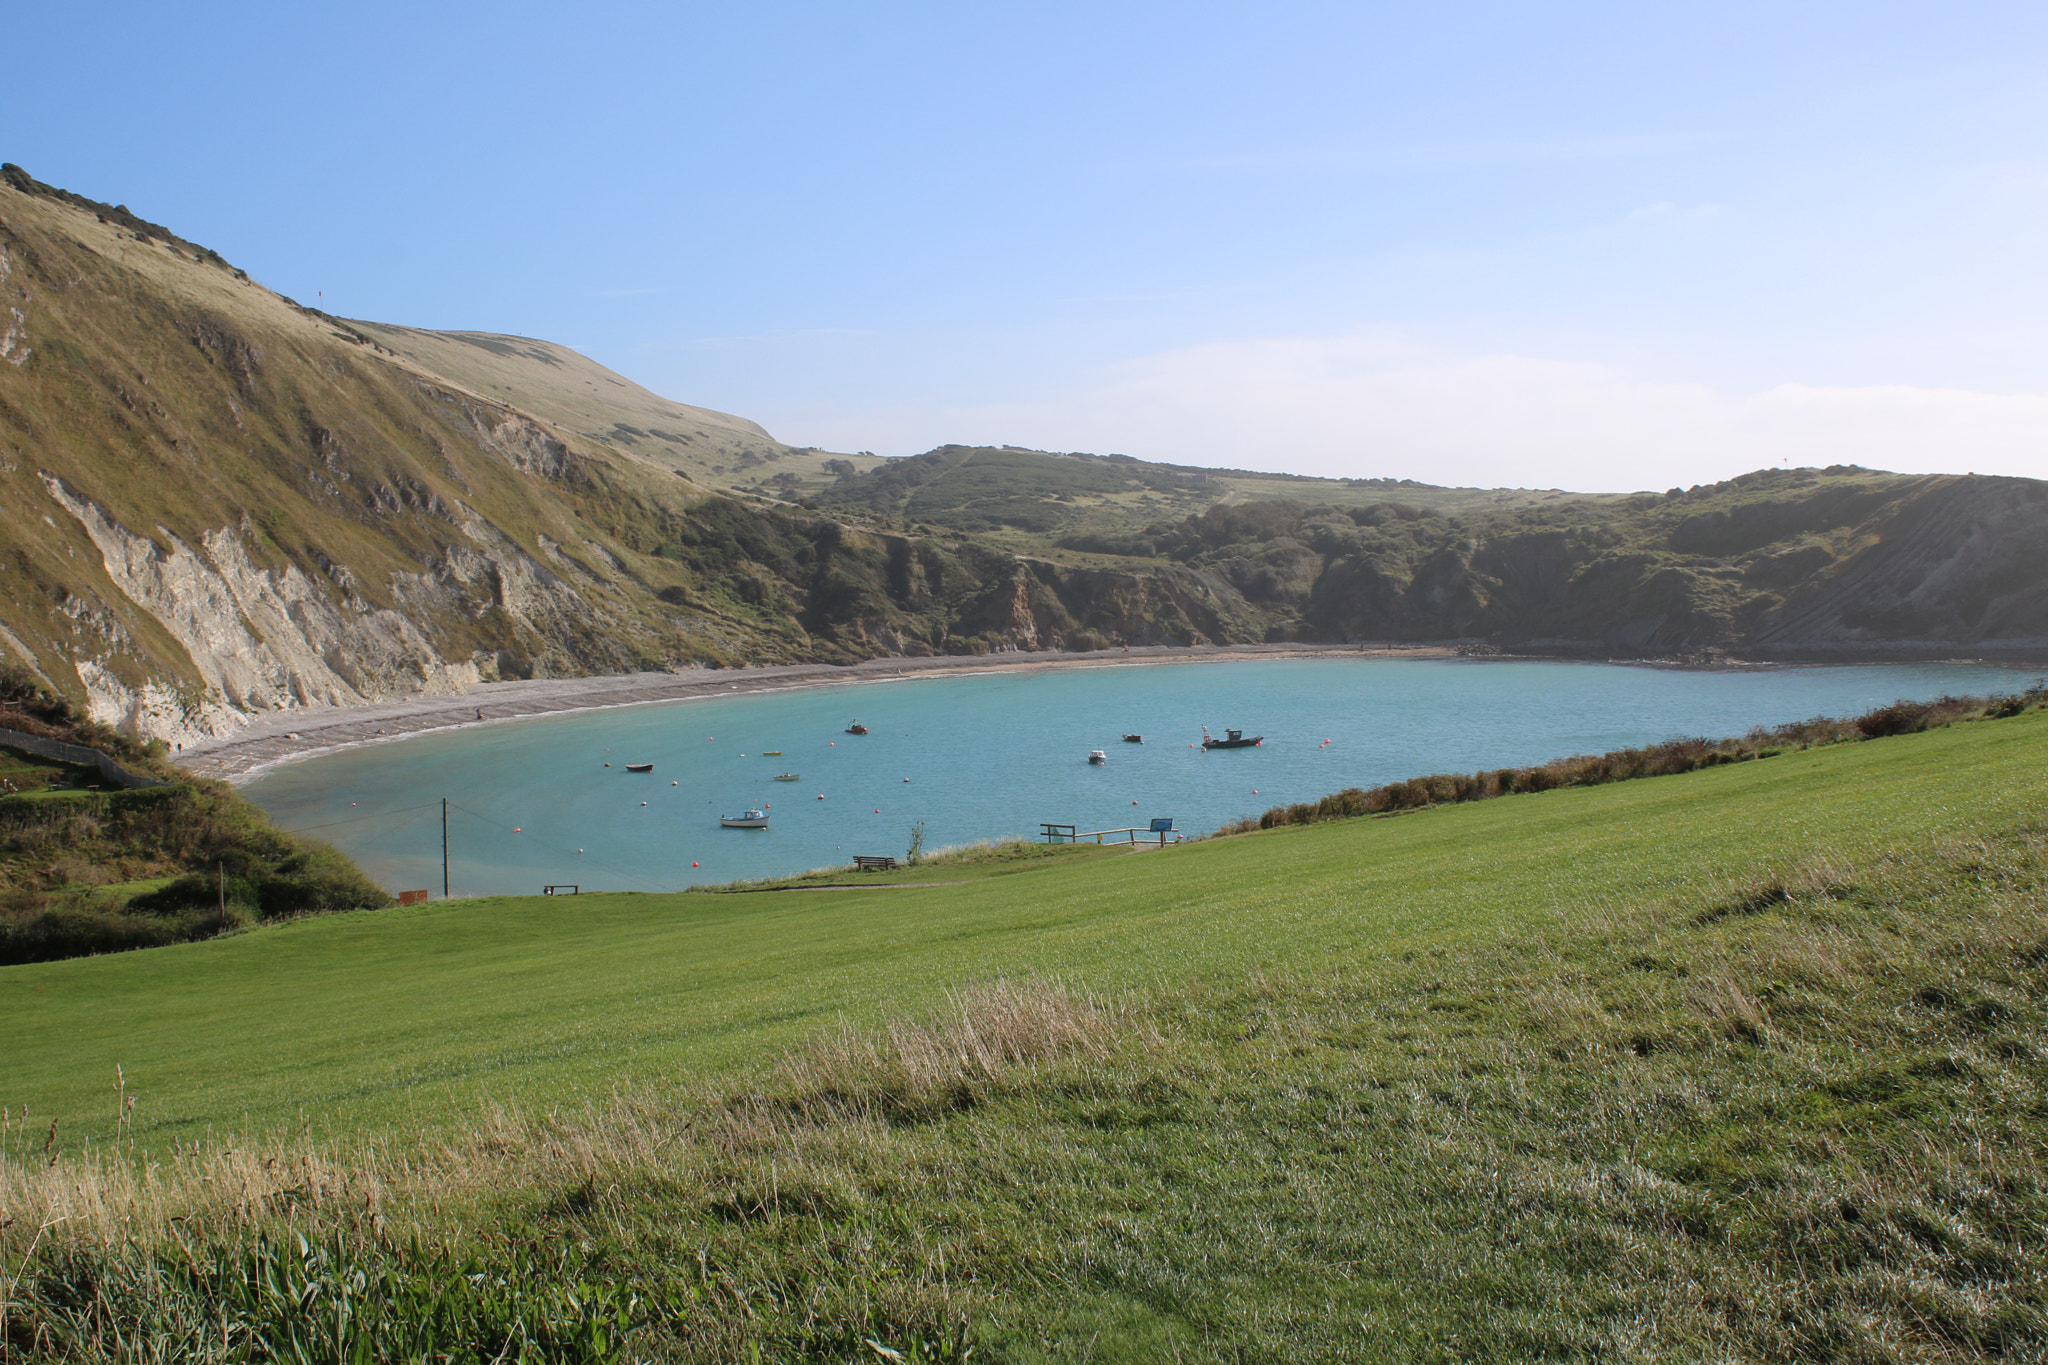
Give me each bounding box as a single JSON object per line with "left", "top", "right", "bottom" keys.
{"left": 624, "top": 762, "right": 654, "bottom": 773}
{"left": 720, "top": 808, "right": 770, "bottom": 828}
{"left": 1122, "top": 734, "right": 1143, "bottom": 743}
{"left": 1201, "top": 727, "right": 1263, "bottom": 750}
{"left": 773, "top": 773, "right": 801, "bottom": 781}
{"left": 844, "top": 722, "right": 869, "bottom": 735}
{"left": 1088, "top": 749, "right": 1107, "bottom": 765}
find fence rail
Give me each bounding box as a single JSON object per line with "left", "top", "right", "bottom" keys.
{"left": 0, "top": 727, "right": 166, "bottom": 790}
{"left": 1041, "top": 823, "right": 1179, "bottom": 847}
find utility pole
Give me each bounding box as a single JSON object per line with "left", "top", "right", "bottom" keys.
{"left": 442, "top": 798, "right": 449, "bottom": 899}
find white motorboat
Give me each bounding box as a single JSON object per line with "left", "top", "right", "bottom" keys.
{"left": 720, "top": 808, "right": 770, "bottom": 828}
{"left": 1087, "top": 749, "right": 1107, "bottom": 765}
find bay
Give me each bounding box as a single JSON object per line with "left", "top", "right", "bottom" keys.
{"left": 243, "top": 657, "right": 2043, "bottom": 898}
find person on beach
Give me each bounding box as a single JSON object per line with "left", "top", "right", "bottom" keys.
{"left": 475, "top": 708, "right": 483, "bottom": 722}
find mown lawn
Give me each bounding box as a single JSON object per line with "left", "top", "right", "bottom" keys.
{"left": 5, "top": 709, "right": 2043, "bottom": 1152}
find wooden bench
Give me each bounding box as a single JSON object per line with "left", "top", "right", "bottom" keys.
{"left": 852, "top": 855, "right": 898, "bottom": 872}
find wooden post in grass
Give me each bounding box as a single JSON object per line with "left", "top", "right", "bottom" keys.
{"left": 442, "top": 798, "right": 449, "bottom": 899}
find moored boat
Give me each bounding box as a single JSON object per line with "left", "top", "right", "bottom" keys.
{"left": 625, "top": 762, "right": 654, "bottom": 773}
{"left": 720, "top": 808, "right": 770, "bottom": 828}
{"left": 1201, "top": 727, "right": 1262, "bottom": 750}
{"left": 1088, "top": 749, "right": 1107, "bottom": 765}
{"left": 773, "top": 773, "right": 801, "bottom": 781}
{"left": 845, "top": 722, "right": 869, "bottom": 735}
{"left": 1122, "top": 734, "right": 1143, "bottom": 743}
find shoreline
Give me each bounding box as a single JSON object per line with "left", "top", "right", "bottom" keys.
{"left": 178, "top": 643, "right": 1452, "bottom": 784}
{"left": 176, "top": 641, "right": 2043, "bottom": 784}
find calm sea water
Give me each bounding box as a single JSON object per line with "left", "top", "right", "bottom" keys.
{"left": 243, "top": 658, "right": 2043, "bottom": 898}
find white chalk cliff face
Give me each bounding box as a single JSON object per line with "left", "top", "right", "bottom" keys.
{"left": 41, "top": 475, "right": 525, "bottom": 746}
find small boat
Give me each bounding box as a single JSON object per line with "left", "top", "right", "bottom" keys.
{"left": 762, "top": 751, "right": 783, "bottom": 756}
{"left": 720, "top": 808, "right": 770, "bottom": 828}
{"left": 1122, "top": 734, "right": 1143, "bottom": 743}
{"left": 844, "top": 722, "right": 869, "bottom": 735}
{"left": 1087, "top": 749, "right": 1107, "bottom": 765}
{"left": 1201, "top": 727, "right": 1263, "bottom": 750}
{"left": 773, "top": 773, "right": 801, "bottom": 781}
{"left": 625, "top": 762, "right": 654, "bottom": 773}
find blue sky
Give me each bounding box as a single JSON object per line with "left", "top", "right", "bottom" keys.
{"left": 11, "top": 1, "right": 2048, "bottom": 489}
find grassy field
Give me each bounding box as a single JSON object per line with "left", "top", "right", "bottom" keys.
{"left": 4, "top": 711, "right": 2045, "bottom": 1360}
{"left": 7, "top": 710, "right": 2045, "bottom": 1151}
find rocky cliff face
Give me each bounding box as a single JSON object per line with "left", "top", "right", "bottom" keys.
{"left": 0, "top": 170, "right": 744, "bottom": 744}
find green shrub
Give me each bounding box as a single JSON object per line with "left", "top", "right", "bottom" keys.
{"left": 1243, "top": 692, "right": 2031, "bottom": 835}
{"left": 18, "top": 1232, "right": 664, "bottom": 1363}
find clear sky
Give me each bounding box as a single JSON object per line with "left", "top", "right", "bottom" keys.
{"left": 10, "top": 2, "right": 2048, "bottom": 490}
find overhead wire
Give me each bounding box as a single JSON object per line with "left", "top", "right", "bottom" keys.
{"left": 278, "top": 800, "right": 443, "bottom": 834}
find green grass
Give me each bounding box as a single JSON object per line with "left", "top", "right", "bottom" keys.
{"left": 4, "top": 711, "right": 2047, "bottom": 1360}
{"left": 7, "top": 710, "right": 2045, "bottom": 1154}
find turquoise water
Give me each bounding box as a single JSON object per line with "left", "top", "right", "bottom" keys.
{"left": 243, "top": 658, "right": 2043, "bottom": 898}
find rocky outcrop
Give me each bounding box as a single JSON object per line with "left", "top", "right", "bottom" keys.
{"left": 42, "top": 474, "right": 481, "bottom": 744}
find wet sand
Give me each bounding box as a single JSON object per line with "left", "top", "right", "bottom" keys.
{"left": 179, "top": 643, "right": 1457, "bottom": 784}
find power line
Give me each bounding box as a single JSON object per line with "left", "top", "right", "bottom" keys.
{"left": 279, "top": 800, "right": 443, "bottom": 834}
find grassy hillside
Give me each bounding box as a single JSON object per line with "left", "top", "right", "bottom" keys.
{"left": 5, "top": 696, "right": 2036, "bottom": 1146}
{"left": 345, "top": 321, "right": 888, "bottom": 495}
{"left": 825, "top": 454, "right": 2048, "bottom": 658}
{"left": 3, "top": 706, "right": 2044, "bottom": 1358}
{"left": 0, "top": 669, "right": 388, "bottom": 963}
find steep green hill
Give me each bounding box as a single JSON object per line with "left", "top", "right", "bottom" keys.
{"left": 0, "top": 167, "right": 1272, "bottom": 745}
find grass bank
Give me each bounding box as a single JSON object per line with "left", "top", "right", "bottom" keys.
{"left": 0, "top": 670, "right": 389, "bottom": 964}
{"left": 2, "top": 709, "right": 2045, "bottom": 1359}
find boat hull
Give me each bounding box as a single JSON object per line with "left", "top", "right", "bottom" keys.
{"left": 1201, "top": 736, "right": 1263, "bottom": 749}
{"left": 720, "top": 816, "right": 770, "bottom": 828}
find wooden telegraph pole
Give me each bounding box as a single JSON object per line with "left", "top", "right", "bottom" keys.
{"left": 442, "top": 797, "right": 449, "bottom": 898}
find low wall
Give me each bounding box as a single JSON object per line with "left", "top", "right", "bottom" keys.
{"left": 0, "top": 727, "right": 167, "bottom": 790}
